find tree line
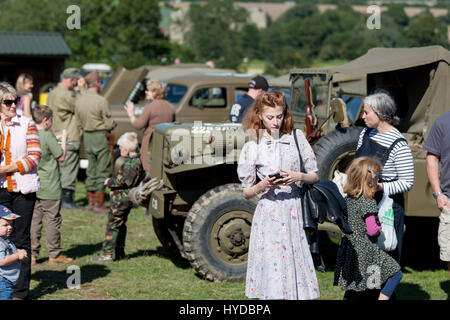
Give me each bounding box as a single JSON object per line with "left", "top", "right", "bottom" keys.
{"left": 0, "top": 0, "right": 448, "bottom": 74}
{"left": 180, "top": 1, "right": 449, "bottom": 74}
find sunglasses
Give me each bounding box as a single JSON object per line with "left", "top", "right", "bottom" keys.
{"left": 2, "top": 98, "right": 19, "bottom": 107}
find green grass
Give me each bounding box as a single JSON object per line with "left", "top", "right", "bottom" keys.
{"left": 29, "top": 182, "right": 450, "bottom": 300}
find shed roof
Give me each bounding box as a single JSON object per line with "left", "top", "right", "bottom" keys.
{"left": 0, "top": 31, "right": 71, "bottom": 57}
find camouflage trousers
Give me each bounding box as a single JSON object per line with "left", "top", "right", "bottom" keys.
{"left": 100, "top": 190, "right": 132, "bottom": 260}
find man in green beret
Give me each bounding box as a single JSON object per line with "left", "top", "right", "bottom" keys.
{"left": 76, "top": 70, "right": 116, "bottom": 214}
{"left": 46, "top": 68, "right": 84, "bottom": 210}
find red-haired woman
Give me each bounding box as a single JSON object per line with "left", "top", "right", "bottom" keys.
{"left": 237, "top": 91, "right": 320, "bottom": 300}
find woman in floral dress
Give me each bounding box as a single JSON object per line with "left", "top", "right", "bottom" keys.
{"left": 237, "top": 91, "right": 320, "bottom": 300}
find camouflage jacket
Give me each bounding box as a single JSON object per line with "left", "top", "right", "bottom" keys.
{"left": 106, "top": 154, "right": 143, "bottom": 193}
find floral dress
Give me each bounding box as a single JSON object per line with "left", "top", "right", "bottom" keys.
{"left": 237, "top": 130, "right": 320, "bottom": 300}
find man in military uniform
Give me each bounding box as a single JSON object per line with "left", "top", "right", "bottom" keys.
{"left": 91, "top": 132, "right": 143, "bottom": 262}
{"left": 75, "top": 71, "right": 116, "bottom": 214}
{"left": 46, "top": 68, "right": 83, "bottom": 210}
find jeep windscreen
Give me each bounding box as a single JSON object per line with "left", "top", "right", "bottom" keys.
{"left": 342, "top": 96, "right": 362, "bottom": 121}
{"left": 291, "top": 73, "right": 329, "bottom": 119}
{"left": 166, "top": 83, "right": 188, "bottom": 106}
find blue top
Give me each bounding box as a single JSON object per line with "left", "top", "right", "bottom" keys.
{"left": 0, "top": 237, "right": 20, "bottom": 285}
{"left": 424, "top": 111, "right": 450, "bottom": 198}
{"left": 229, "top": 94, "right": 254, "bottom": 123}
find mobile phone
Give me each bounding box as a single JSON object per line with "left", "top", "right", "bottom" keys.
{"left": 269, "top": 172, "right": 282, "bottom": 179}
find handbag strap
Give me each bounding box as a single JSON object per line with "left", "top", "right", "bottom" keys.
{"left": 293, "top": 129, "right": 306, "bottom": 174}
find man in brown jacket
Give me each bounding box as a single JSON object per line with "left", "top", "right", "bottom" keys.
{"left": 76, "top": 71, "right": 117, "bottom": 214}
{"left": 46, "top": 68, "right": 83, "bottom": 210}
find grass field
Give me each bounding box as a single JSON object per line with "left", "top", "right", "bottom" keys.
{"left": 28, "top": 182, "right": 449, "bottom": 300}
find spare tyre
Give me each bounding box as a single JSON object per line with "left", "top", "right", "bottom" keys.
{"left": 313, "top": 126, "right": 363, "bottom": 180}
{"left": 183, "top": 184, "right": 257, "bottom": 282}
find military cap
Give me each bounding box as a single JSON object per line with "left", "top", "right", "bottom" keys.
{"left": 61, "top": 68, "right": 82, "bottom": 79}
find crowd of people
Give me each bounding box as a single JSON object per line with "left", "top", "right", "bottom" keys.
{"left": 0, "top": 70, "right": 448, "bottom": 301}
{"left": 0, "top": 68, "right": 175, "bottom": 300}
{"left": 236, "top": 84, "right": 449, "bottom": 300}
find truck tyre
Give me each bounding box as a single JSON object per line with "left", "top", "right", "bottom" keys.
{"left": 313, "top": 126, "right": 363, "bottom": 180}
{"left": 183, "top": 184, "right": 257, "bottom": 282}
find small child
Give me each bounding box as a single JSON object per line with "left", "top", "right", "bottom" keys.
{"left": 334, "top": 156, "right": 403, "bottom": 300}
{"left": 30, "top": 105, "right": 73, "bottom": 265}
{"left": 0, "top": 205, "right": 27, "bottom": 300}
{"left": 91, "top": 132, "right": 144, "bottom": 263}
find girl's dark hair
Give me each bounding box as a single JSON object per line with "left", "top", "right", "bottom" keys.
{"left": 32, "top": 105, "right": 53, "bottom": 124}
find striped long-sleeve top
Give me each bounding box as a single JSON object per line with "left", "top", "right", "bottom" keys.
{"left": 357, "top": 127, "right": 414, "bottom": 196}
{"left": 0, "top": 117, "right": 41, "bottom": 192}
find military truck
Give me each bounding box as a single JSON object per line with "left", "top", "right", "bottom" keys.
{"left": 143, "top": 46, "right": 450, "bottom": 282}
{"left": 79, "top": 67, "right": 255, "bottom": 168}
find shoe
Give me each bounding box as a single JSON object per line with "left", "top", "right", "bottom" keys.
{"left": 62, "top": 189, "right": 84, "bottom": 210}
{"left": 31, "top": 256, "right": 37, "bottom": 265}
{"left": 92, "top": 192, "right": 109, "bottom": 214}
{"left": 115, "top": 248, "right": 126, "bottom": 260}
{"left": 49, "top": 254, "right": 74, "bottom": 265}
{"left": 91, "top": 254, "right": 113, "bottom": 263}
{"left": 87, "top": 191, "right": 96, "bottom": 212}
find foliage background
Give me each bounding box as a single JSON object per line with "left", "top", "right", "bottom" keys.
{"left": 0, "top": 0, "right": 448, "bottom": 74}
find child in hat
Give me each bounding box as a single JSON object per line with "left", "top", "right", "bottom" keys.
{"left": 0, "top": 205, "right": 27, "bottom": 300}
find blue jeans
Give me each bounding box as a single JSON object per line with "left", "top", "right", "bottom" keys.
{"left": 0, "top": 277, "right": 13, "bottom": 300}
{"left": 381, "top": 270, "right": 403, "bottom": 298}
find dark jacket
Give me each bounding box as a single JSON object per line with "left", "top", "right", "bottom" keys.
{"left": 308, "top": 180, "right": 353, "bottom": 235}
{"left": 302, "top": 180, "right": 352, "bottom": 272}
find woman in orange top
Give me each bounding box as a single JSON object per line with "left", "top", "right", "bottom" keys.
{"left": 0, "top": 82, "right": 41, "bottom": 300}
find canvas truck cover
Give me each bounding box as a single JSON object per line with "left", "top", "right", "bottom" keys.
{"left": 332, "top": 46, "right": 450, "bottom": 138}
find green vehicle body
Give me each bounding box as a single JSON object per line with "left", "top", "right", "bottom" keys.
{"left": 140, "top": 46, "right": 450, "bottom": 282}
{"left": 79, "top": 65, "right": 247, "bottom": 165}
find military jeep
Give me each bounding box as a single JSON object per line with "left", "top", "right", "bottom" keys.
{"left": 146, "top": 46, "right": 450, "bottom": 282}
{"left": 79, "top": 66, "right": 255, "bottom": 168}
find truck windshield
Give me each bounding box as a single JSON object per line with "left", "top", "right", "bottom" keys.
{"left": 166, "top": 84, "right": 188, "bottom": 106}
{"left": 291, "top": 74, "right": 329, "bottom": 119}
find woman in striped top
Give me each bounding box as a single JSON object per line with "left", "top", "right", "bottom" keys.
{"left": 0, "top": 82, "right": 41, "bottom": 300}
{"left": 355, "top": 91, "right": 414, "bottom": 266}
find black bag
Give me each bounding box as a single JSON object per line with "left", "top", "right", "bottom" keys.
{"left": 292, "top": 129, "right": 326, "bottom": 272}
{"left": 292, "top": 129, "right": 318, "bottom": 229}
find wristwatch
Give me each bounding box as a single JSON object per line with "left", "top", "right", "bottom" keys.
{"left": 433, "top": 191, "right": 443, "bottom": 199}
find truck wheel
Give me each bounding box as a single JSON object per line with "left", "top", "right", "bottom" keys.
{"left": 183, "top": 184, "right": 257, "bottom": 282}
{"left": 313, "top": 126, "right": 363, "bottom": 180}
